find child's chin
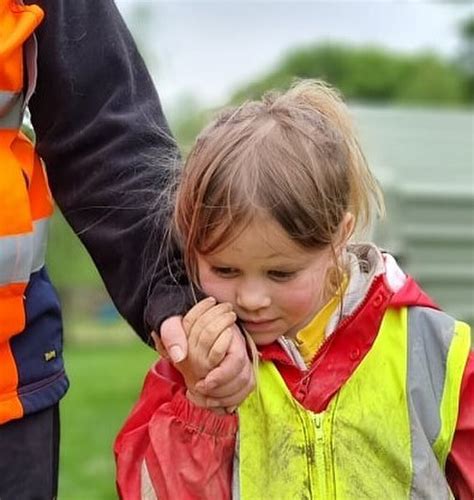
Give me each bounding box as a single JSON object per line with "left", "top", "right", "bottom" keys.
{"left": 250, "top": 332, "right": 281, "bottom": 346}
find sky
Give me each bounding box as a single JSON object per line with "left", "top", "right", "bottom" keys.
{"left": 115, "top": 1, "right": 472, "bottom": 111}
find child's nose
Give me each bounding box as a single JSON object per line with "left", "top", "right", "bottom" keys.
{"left": 236, "top": 281, "right": 271, "bottom": 311}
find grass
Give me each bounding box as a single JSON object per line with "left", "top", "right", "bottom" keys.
{"left": 59, "top": 342, "right": 156, "bottom": 499}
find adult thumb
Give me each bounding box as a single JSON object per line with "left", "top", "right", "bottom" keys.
{"left": 160, "top": 316, "right": 188, "bottom": 363}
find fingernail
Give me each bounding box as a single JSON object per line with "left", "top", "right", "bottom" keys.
{"left": 169, "top": 345, "right": 185, "bottom": 363}
{"left": 226, "top": 406, "right": 237, "bottom": 414}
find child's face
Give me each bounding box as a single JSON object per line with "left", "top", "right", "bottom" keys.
{"left": 196, "top": 215, "right": 336, "bottom": 345}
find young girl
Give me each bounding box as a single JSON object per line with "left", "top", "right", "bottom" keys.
{"left": 115, "top": 80, "right": 473, "bottom": 500}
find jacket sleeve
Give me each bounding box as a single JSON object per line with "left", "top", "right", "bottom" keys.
{"left": 25, "top": 0, "right": 194, "bottom": 342}
{"left": 114, "top": 360, "right": 237, "bottom": 500}
{"left": 446, "top": 352, "right": 474, "bottom": 499}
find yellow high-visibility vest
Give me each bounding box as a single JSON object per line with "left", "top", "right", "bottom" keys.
{"left": 237, "top": 307, "right": 471, "bottom": 499}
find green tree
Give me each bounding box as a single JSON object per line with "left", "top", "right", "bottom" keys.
{"left": 457, "top": 15, "right": 474, "bottom": 100}
{"left": 232, "top": 43, "right": 471, "bottom": 107}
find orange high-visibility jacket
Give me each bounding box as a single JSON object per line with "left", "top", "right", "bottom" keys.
{"left": 0, "top": 0, "right": 56, "bottom": 423}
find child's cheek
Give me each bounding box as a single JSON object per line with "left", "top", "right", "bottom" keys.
{"left": 277, "top": 278, "right": 323, "bottom": 322}
{"left": 199, "top": 273, "right": 234, "bottom": 305}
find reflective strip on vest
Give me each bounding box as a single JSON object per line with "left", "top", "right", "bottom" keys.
{"left": 407, "top": 307, "right": 462, "bottom": 498}
{"left": 236, "top": 306, "right": 471, "bottom": 499}
{"left": 0, "top": 217, "right": 49, "bottom": 285}
{"left": 0, "top": 90, "right": 22, "bottom": 128}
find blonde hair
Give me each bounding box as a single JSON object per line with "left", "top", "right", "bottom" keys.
{"left": 173, "top": 79, "right": 384, "bottom": 287}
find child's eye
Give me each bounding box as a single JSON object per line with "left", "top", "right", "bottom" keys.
{"left": 268, "top": 270, "right": 297, "bottom": 281}
{"left": 211, "top": 267, "right": 239, "bottom": 278}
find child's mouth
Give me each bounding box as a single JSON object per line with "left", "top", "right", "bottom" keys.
{"left": 242, "top": 319, "right": 278, "bottom": 333}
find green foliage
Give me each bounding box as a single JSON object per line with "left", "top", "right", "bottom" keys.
{"left": 232, "top": 43, "right": 472, "bottom": 107}
{"left": 396, "top": 54, "right": 466, "bottom": 105}
{"left": 46, "top": 211, "right": 103, "bottom": 290}
{"left": 59, "top": 343, "right": 156, "bottom": 499}
{"left": 457, "top": 15, "right": 474, "bottom": 100}
{"left": 170, "top": 99, "right": 214, "bottom": 153}
{"left": 460, "top": 15, "right": 474, "bottom": 40}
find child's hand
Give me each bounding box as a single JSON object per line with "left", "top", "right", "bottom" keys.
{"left": 155, "top": 298, "right": 255, "bottom": 413}
{"left": 182, "top": 297, "right": 237, "bottom": 381}
{"left": 153, "top": 297, "right": 240, "bottom": 411}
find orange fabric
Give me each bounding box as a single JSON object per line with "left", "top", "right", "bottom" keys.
{"left": 0, "top": 1, "right": 49, "bottom": 416}
{"left": 0, "top": 130, "right": 32, "bottom": 234}
{"left": 0, "top": 1, "right": 43, "bottom": 91}
{"left": 0, "top": 283, "right": 27, "bottom": 341}
{"left": 29, "top": 154, "right": 54, "bottom": 219}
{"left": 0, "top": 337, "right": 23, "bottom": 424}
{"left": 13, "top": 132, "right": 53, "bottom": 219}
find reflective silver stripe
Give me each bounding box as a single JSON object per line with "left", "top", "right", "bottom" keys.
{"left": 407, "top": 307, "right": 454, "bottom": 499}
{"left": 0, "top": 217, "right": 49, "bottom": 285}
{"left": 140, "top": 460, "right": 158, "bottom": 500}
{"left": 24, "top": 35, "right": 39, "bottom": 109}
{"left": 0, "top": 90, "right": 23, "bottom": 129}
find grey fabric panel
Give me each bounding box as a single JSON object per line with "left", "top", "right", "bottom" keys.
{"left": 23, "top": 35, "right": 38, "bottom": 109}
{"left": 31, "top": 218, "right": 49, "bottom": 273}
{"left": 407, "top": 307, "right": 454, "bottom": 499}
{"left": 0, "top": 91, "right": 23, "bottom": 129}
{"left": 0, "top": 218, "right": 48, "bottom": 284}
{"left": 409, "top": 413, "right": 451, "bottom": 499}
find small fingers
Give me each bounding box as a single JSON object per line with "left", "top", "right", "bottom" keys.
{"left": 192, "top": 309, "right": 236, "bottom": 354}
{"left": 206, "top": 326, "right": 234, "bottom": 368}
{"left": 182, "top": 297, "right": 216, "bottom": 335}
{"left": 188, "top": 303, "right": 234, "bottom": 348}
{"left": 198, "top": 329, "right": 249, "bottom": 390}
{"left": 196, "top": 358, "right": 253, "bottom": 398}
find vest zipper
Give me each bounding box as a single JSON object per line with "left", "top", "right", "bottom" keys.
{"left": 313, "top": 413, "right": 328, "bottom": 499}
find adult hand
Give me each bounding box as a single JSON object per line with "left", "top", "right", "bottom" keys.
{"left": 155, "top": 315, "right": 188, "bottom": 364}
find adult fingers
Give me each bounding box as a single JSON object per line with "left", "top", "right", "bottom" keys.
{"left": 185, "top": 389, "right": 207, "bottom": 408}
{"left": 195, "top": 356, "right": 252, "bottom": 398}
{"left": 150, "top": 331, "right": 169, "bottom": 359}
{"left": 186, "top": 390, "right": 227, "bottom": 416}
{"left": 160, "top": 315, "right": 188, "bottom": 363}
{"left": 204, "top": 375, "right": 256, "bottom": 409}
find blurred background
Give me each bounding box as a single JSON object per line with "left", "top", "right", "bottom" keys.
{"left": 50, "top": 1, "right": 473, "bottom": 498}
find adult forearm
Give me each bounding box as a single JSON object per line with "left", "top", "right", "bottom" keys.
{"left": 27, "top": 0, "right": 191, "bottom": 340}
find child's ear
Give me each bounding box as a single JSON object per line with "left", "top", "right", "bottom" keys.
{"left": 336, "top": 212, "right": 355, "bottom": 250}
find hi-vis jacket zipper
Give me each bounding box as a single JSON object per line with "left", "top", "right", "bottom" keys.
{"left": 303, "top": 408, "right": 337, "bottom": 500}
{"left": 314, "top": 413, "right": 328, "bottom": 499}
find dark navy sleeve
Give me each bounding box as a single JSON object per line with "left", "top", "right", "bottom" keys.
{"left": 26, "top": 0, "right": 194, "bottom": 343}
